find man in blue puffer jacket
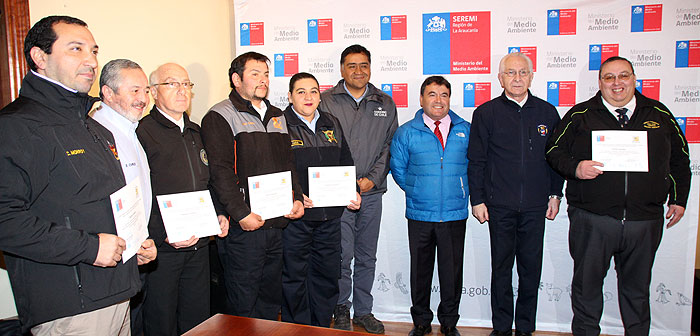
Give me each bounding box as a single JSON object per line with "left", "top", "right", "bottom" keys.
{"left": 390, "top": 76, "right": 470, "bottom": 336}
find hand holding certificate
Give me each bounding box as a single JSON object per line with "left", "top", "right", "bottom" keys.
{"left": 110, "top": 178, "right": 149, "bottom": 263}
{"left": 308, "top": 166, "right": 357, "bottom": 207}
{"left": 248, "top": 171, "right": 293, "bottom": 220}
{"left": 591, "top": 130, "right": 648, "bottom": 172}
{"left": 156, "top": 190, "right": 222, "bottom": 243}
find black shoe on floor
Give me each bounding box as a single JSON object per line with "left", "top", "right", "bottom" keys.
{"left": 409, "top": 324, "right": 432, "bottom": 336}
{"left": 332, "top": 304, "right": 351, "bottom": 330}
{"left": 514, "top": 330, "right": 532, "bottom": 336}
{"left": 489, "top": 330, "right": 512, "bottom": 336}
{"left": 440, "top": 325, "right": 461, "bottom": 336}
{"left": 353, "top": 313, "right": 385, "bottom": 334}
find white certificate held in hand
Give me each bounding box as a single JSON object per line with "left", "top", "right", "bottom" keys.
{"left": 591, "top": 130, "right": 648, "bottom": 172}
{"left": 308, "top": 166, "right": 357, "bottom": 207}
{"left": 248, "top": 171, "right": 293, "bottom": 220}
{"left": 156, "top": 190, "right": 221, "bottom": 243}
{"left": 110, "top": 178, "right": 149, "bottom": 263}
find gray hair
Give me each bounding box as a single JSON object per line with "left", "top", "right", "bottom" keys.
{"left": 99, "top": 59, "right": 142, "bottom": 99}
{"left": 498, "top": 52, "right": 533, "bottom": 74}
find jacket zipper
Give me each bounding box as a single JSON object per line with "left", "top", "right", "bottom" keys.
{"left": 181, "top": 132, "right": 197, "bottom": 190}
{"left": 65, "top": 216, "right": 85, "bottom": 309}
{"left": 519, "top": 107, "right": 524, "bottom": 210}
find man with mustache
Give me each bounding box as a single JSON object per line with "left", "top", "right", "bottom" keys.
{"left": 201, "top": 52, "right": 304, "bottom": 320}
{"left": 0, "top": 17, "right": 155, "bottom": 335}
{"left": 137, "top": 63, "right": 229, "bottom": 336}
{"left": 546, "top": 56, "right": 690, "bottom": 335}
{"left": 92, "top": 59, "right": 155, "bottom": 336}
{"left": 321, "top": 44, "right": 398, "bottom": 334}
{"left": 468, "top": 52, "right": 563, "bottom": 336}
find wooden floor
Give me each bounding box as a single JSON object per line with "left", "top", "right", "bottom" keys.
{"left": 344, "top": 320, "right": 571, "bottom": 335}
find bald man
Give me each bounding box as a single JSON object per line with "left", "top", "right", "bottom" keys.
{"left": 137, "top": 63, "right": 229, "bottom": 336}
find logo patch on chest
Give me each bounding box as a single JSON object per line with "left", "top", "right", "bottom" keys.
{"left": 537, "top": 125, "right": 548, "bottom": 136}
{"left": 66, "top": 148, "right": 86, "bottom": 157}
{"left": 291, "top": 139, "right": 304, "bottom": 147}
{"left": 373, "top": 107, "right": 387, "bottom": 117}
{"left": 200, "top": 149, "right": 208, "bottom": 166}
{"left": 643, "top": 121, "right": 660, "bottom": 129}
{"left": 322, "top": 130, "right": 337, "bottom": 143}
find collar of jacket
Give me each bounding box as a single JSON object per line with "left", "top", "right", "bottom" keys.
{"left": 19, "top": 71, "right": 100, "bottom": 121}
{"left": 590, "top": 89, "right": 652, "bottom": 114}
{"left": 283, "top": 105, "right": 334, "bottom": 132}
{"left": 496, "top": 89, "right": 539, "bottom": 110}
{"left": 328, "top": 80, "right": 384, "bottom": 104}
{"left": 148, "top": 105, "right": 199, "bottom": 132}
{"left": 408, "top": 109, "right": 465, "bottom": 131}
{"left": 227, "top": 88, "right": 281, "bottom": 121}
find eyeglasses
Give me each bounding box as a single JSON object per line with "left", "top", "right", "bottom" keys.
{"left": 153, "top": 82, "right": 195, "bottom": 90}
{"left": 502, "top": 69, "right": 531, "bottom": 78}
{"left": 600, "top": 72, "right": 632, "bottom": 83}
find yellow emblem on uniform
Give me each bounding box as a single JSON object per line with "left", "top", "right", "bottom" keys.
{"left": 322, "top": 130, "right": 337, "bottom": 143}
{"left": 643, "top": 120, "right": 660, "bottom": 129}
{"left": 272, "top": 117, "right": 283, "bottom": 129}
{"left": 291, "top": 139, "right": 304, "bottom": 147}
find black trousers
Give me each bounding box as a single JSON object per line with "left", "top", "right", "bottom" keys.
{"left": 488, "top": 206, "right": 545, "bottom": 332}
{"left": 217, "top": 226, "right": 283, "bottom": 320}
{"left": 281, "top": 218, "right": 341, "bottom": 327}
{"left": 143, "top": 246, "right": 210, "bottom": 336}
{"left": 568, "top": 206, "right": 664, "bottom": 336}
{"left": 408, "top": 218, "right": 466, "bottom": 328}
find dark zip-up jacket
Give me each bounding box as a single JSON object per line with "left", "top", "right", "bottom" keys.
{"left": 200, "top": 89, "right": 303, "bottom": 229}
{"left": 546, "top": 90, "right": 691, "bottom": 220}
{"left": 468, "top": 91, "right": 564, "bottom": 211}
{"left": 0, "top": 72, "right": 139, "bottom": 332}
{"left": 136, "top": 107, "right": 212, "bottom": 251}
{"left": 320, "top": 81, "right": 398, "bottom": 195}
{"left": 284, "top": 106, "right": 354, "bottom": 221}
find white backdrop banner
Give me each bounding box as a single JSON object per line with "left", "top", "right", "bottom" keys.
{"left": 233, "top": 1, "right": 699, "bottom": 334}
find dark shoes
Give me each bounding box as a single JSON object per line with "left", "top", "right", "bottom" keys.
{"left": 490, "top": 330, "right": 512, "bottom": 336}
{"left": 409, "top": 324, "right": 432, "bottom": 336}
{"left": 514, "top": 330, "right": 532, "bottom": 336}
{"left": 353, "top": 313, "right": 385, "bottom": 334}
{"left": 333, "top": 304, "right": 351, "bottom": 330}
{"left": 440, "top": 325, "right": 461, "bottom": 336}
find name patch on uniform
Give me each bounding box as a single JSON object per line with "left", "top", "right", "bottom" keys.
{"left": 66, "top": 148, "right": 86, "bottom": 156}
{"left": 456, "top": 132, "right": 466, "bottom": 138}
{"left": 200, "top": 149, "right": 208, "bottom": 166}
{"left": 373, "top": 107, "right": 387, "bottom": 117}
{"left": 291, "top": 139, "right": 304, "bottom": 147}
{"left": 322, "top": 130, "right": 337, "bottom": 143}
{"left": 537, "top": 125, "right": 548, "bottom": 136}
{"left": 643, "top": 121, "right": 660, "bottom": 129}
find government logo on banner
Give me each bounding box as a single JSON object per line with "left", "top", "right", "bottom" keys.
{"left": 274, "top": 53, "right": 299, "bottom": 77}
{"left": 676, "top": 117, "right": 700, "bottom": 143}
{"left": 508, "top": 47, "right": 537, "bottom": 71}
{"left": 463, "top": 83, "right": 491, "bottom": 107}
{"left": 589, "top": 44, "right": 619, "bottom": 70}
{"left": 636, "top": 79, "right": 660, "bottom": 100}
{"left": 240, "top": 22, "right": 264, "bottom": 46}
{"left": 676, "top": 40, "right": 700, "bottom": 67}
{"left": 423, "top": 12, "right": 491, "bottom": 74}
{"left": 308, "top": 19, "right": 333, "bottom": 43}
{"left": 381, "top": 15, "right": 407, "bottom": 40}
{"left": 381, "top": 84, "right": 408, "bottom": 108}
{"left": 547, "top": 81, "right": 576, "bottom": 107}
{"left": 547, "top": 9, "right": 576, "bottom": 35}
{"left": 320, "top": 85, "right": 334, "bottom": 92}
{"left": 631, "top": 4, "right": 662, "bottom": 32}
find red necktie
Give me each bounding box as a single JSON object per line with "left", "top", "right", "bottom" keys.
{"left": 434, "top": 120, "right": 444, "bottom": 149}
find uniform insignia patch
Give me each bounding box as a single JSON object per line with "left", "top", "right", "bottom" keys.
{"left": 200, "top": 149, "right": 208, "bottom": 166}
{"left": 643, "top": 121, "right": 660, "bottom": 129}
{"left": 322, "top": 130, "right": 337, "bottom": 143}
{"left": 537, "top": 125, "right": 548, "bottom": 136}
{"left": 291, "top": 139, "right": 304, "bottom": 147}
